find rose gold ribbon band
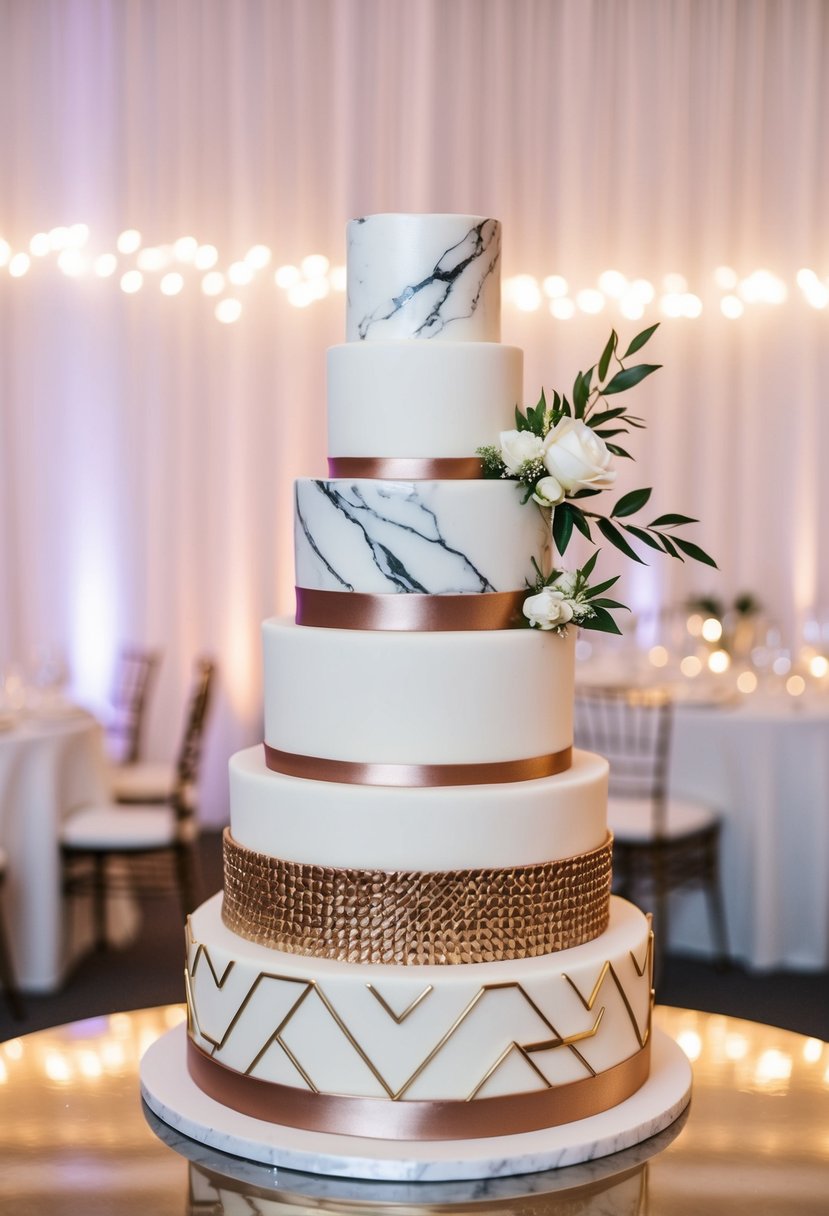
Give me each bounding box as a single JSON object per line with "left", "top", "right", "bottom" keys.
{"left": 263, "top": 742, "right": 573, "bottom": 787}
{"left": 327, "top": 457, "right": 484, "bottom": 480}
{"left": 221, "top": 828, "right": 613, "bottom": 964}
{"left": 187, "top": 1038, "right": 651, "bottom": 1141}
{"left": 295, "top": 587, "right": 526, "bottom": 631}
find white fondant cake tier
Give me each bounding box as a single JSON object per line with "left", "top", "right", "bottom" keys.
{"left": 327, "top": 341, "right": 522, "bottom": 458}
{"left": 228, "top": 746, "right": 609, "bottom": 870}
{"left": 347, "top": 215, "right": 501, "bottom": 342}
{"left": 262, "top": 618, "right": 575, "bottom": 767}
{"left": 187, "top": 894, "right": 652, "bottom": 1103}
{"left": 294, "top": 478, "right": 546, "bottom": 595}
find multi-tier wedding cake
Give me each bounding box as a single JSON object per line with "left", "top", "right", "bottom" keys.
{"left": 159, "top": 214, "right": 689, "bottom": 1175}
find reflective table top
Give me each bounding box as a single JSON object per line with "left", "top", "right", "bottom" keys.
{"left": 0, "top": 1005, "right": 826, "bottom": 1214}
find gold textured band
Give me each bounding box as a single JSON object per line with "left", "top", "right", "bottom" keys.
{"left": 295, "top": 587, "right": 527, "bottom": 631}
{"left": 221, "top": 828, "right": 613, "bottom": 964}
{"left": 263, "top": 742, "right": 573, "bottom": 787}
{"left": 327, "top": 456, "right": 484, "bottom": 479}
{"left": 187, "top": 1037, "right": 650, "bottom": 1140}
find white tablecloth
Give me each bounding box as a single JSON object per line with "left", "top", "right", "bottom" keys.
{"left": 668, "top": 695, "right": 829, "bottom": 971}
{"left": 0, "top": 709, "right": 115, "bottom": 991}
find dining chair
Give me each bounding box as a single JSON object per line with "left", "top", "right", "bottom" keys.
{"left": 105, "top": 646, "right": 161, "bottom": 766}
{"left": 574, "top": 684, "right": 729, "bottom": 975}
{"left": 61, "top": 657, "right": 215, "bottom": 950}
{"left": 0, "top": 852, "right": 24, "bottom": 1019}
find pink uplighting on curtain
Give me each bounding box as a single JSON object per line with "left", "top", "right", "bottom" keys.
{"left": 1, "top": 0, "right": 828, "bottom": 823}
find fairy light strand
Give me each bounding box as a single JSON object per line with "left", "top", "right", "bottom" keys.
{"left": 0, "top": 225, "right": 825, "bottom": 324}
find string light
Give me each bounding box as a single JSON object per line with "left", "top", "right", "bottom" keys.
{"left": 1, "top": 224, "right": 828, "bottom": 324}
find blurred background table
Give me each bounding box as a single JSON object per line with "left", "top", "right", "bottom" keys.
{"left": 0, "top": 1004, "right": 826, "bottom": 1215}
{"left": 669, "top": 694, "right": 829, "bottom": 970}
{"left": 0, "top": 706, "right": 128, "bottom": 991}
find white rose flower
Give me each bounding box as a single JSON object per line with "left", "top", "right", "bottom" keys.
{"left": 542, "top": 419, "right": 616, "bottom": 493}
{"left": 531, "top": 474, "right": 565, "bottom": 508}
{"left": 523, "top": 587, "right": 576, "bottom": 630}
{"left": 499, "top": 429, "right": 545, "bottom": 475}
{"left": 552, "top": 570, "right": 578, "bottom": 597}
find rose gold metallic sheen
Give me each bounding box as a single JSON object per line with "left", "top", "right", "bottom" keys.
{"left": 327, "top": 456, "right": 484, "bottom": 479}
{"left": 295, "top": 587, "right": 527, "bottom": 631}
{"left": 220, "top": 828, "right": 613, "bottom": 964}
{"left": 186, "top": 1038, "right": 651, "bottom": 1140}
{"left": 263, "top": 743, "right": 573, "bottom": 787}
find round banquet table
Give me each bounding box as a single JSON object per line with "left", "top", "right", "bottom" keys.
{"left": 667, "top": 693, "right": 829, "bottom": 970}
{"left": 0, "top": 706, "right": 120, "bottom": 991}
{"left": 0, "top": 1004, "right": 826, "bottom": 1215}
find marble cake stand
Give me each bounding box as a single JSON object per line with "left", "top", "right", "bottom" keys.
{"left": 141, "top": 1024, "right": 691, "bottom": 1183}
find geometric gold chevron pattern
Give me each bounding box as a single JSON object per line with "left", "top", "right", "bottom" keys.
{"left": 185, "top": 901, "right": 655, "bottom": 1103}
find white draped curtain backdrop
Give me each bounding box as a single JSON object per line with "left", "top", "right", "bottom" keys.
{"left": 1, "top": 0, "right": 827, "bottom": 823}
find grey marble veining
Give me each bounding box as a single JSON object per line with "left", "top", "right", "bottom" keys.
{"left": 294, "top": 480, "right": 498, "bottom": 594}
{"left": 346, "top": 216, "right": 501, "bottom": 341}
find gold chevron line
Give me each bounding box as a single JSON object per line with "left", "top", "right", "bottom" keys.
{"left": 468, "top": 1008, "right": 606, "bottom": 1100}
{"left": 564, "top": 957, "right": 650, "bottom": 1049}
{"left": 366, "top": 983, "right": 434, "bottom": 1024}
{"left": 186, "top": 935, "right": 642, "bottom": 1103}
{"left": 245, "top": 983, "right": 316, "bottom": 1076}
{"left": 468, "top": 1041, "right": 553, "bottom": 1100}
{"left": 187, "top": 920, "right": 235, "bottom": 990}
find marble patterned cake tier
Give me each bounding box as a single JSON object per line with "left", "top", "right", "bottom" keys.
{"left": 346, "top": 215, "right": 501, "bottom": 342}
{"left": 327, "top": 341, "right": 522, "bottom": 460}
{"left": 294, "top": 478, "right": 546, "bottom": 596}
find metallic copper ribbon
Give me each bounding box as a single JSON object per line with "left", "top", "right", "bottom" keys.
{"left": 263, "top": 742, "right": 573, "bottom": 787}
{"left": 327, "top": 456, "right": 484, "bottom": 480}
{"left": 220, "top": 828, "right": 613, "bottom": 964}
{"left": 187, "top": 1038, "right": 651, "bottom": 1141}
{"left": 295, "top": 587, "right": 526, "bottom": 631}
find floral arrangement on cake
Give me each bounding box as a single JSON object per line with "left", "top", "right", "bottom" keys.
{"left": 477, "top": 324, "right": 716, "bottom": 633}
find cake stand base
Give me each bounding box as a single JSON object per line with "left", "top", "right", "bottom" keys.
{"left": 140, "top": 1024, "right": 691, "bottom": 1183}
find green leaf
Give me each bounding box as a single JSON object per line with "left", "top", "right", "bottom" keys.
{"left": 656, "top": 531, "right": 683, "bottom": 560}
{"left": 570, "top": 509, "right": 593, "bottom": 540}
{"left": 624, "top": 524, "right": 668, "bottom": 553}
{"left": 552, "top": 504, "right": 575, "bottom": 555}
{"left": 594, "top": 428, "right": 629, "bottom": 439}
{"left": 612, "top": 487, "right": 652, "bottom": 518}
{"left": 584, "top": 576, "right": 621, "bottom": 599}
{"left": 606, "top": 444, "right": 634, "bottom": 459}
{"left": 583, "top": 605, "right": 624, "bottom": 635}
{"left": 597, "top": 517, "right": 646, "bottom": 563}
{"left": 573, "top": 372, "right": 588, "bottom": 418}
{"left": 591, "top": 597, "right": 628, "bottom": 610}
{"left": 570, "top": 487, "right": 603, "bottom": 498}
{"left": 580, "top": 549, "right": 600, "bottom": 580}
{"left": 515, "top": 405, "right": 529, "bottom": 432}
{"left": 623, "top": 323, "right": 660, "bottom": 358}
{"left": 598, "top": 330, "right": 618, "bottom": 382}
{"left": 672, "top": 536, "right": 718, "bottom": 568}
{"left": 648, "top": 512, "right": 699, "bottom": 528}
{"left": 588, "top": 406, "right": 627, "bottom": 427}
{"left": 601, "top": 364, "right": 661, "bottom": 396}
{"left": 560, "top": 394, "right": 572, "bottom": 417}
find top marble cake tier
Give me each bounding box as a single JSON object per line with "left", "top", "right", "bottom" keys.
{"left": 346, "top": 215, "right": 501, "bottom": 342}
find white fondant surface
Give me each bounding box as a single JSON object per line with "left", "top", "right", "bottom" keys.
{"left": 141, "top": 1024, "right": 691, "bottom": 1181}
{"left": 262, "top": 617, "right": 575, "bottom": 765}
{"left": 229, "top": 745, "right": 609, "bottom": 869}
{"left": 346, "top": 215, "right": 501, "bottom": 342}
{"left": 327, "top": 341, "right": 522, "bottom": 457}
{"left": 187, "top": 895, "right": 651, "bottom": 1100}
{"left": 294, "top": 477, "right": 545, "bottom": 595}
